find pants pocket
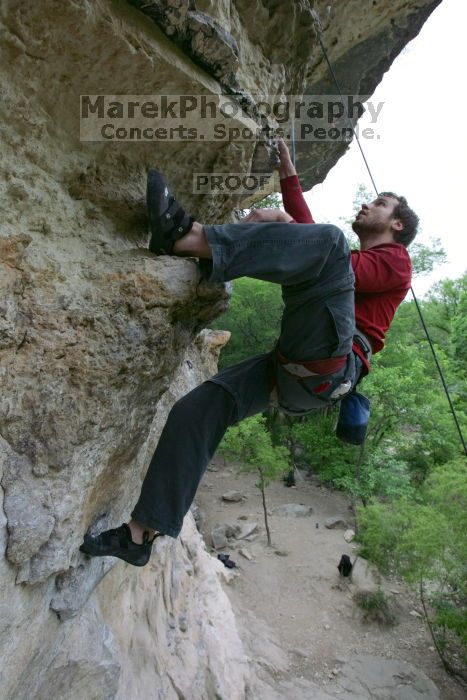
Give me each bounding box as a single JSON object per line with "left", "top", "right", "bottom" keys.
{"left": 325, "top": 297, "right": 355, "bottom": 356}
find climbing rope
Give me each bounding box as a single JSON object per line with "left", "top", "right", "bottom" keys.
{"left": 292, "top": 11, "right": 467, "bottom": 455}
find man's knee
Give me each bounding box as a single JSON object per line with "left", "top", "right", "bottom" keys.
{"left": 169, "top": 381, "right": 236, "bottom": 423}
{"left": 169, "top": 384, "right": 207, "bottom": 419}
{"left": 323, "top": 224, "right": 347, "bottom": 247}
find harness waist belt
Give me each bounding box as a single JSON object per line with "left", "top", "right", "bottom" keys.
{"left": 353, "top": 328, "right": 373, "bottom": 362}
{"left": 276, "top": 350, "right": 347, "bottom": 378}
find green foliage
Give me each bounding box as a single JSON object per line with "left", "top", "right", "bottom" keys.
{"left": 412, "top": 275, "right": 467, "bottom": 356}
{"left": 220, "top": 415, "right": 291, "bottom": 546}
{"left": 210, "top": 179, "right": 466, "bottom": 669}
{"left": 289, "top": 408, "right": 416, "bottom": 504}
{"left": 291, "top": 410, "right": 357, "bottom": 480}
{"left": 353, "top": 588, "right": 397, "bottom": 626}
{"left": 238, "top": 192, "right": 283, "bottom": 218}
{"left": 357, "top": 460, "right": 467, "bottom": 671}
{"left": 213, "top": 267, "right": 466, "bottom": 494}
{"left": 220, "top": 415, "right": 290, "bottom": 486}
{"left": 432, "top": 596, "right": 467, "bottom": 651}
{"left": 355, "top": 501, "right": 412, "bottom": 574}
{"left": 249, "top": 192, "right": 282, "bottom": 210}
{"left": 427, "top": 275, "right": 466, "bottom": 318}
{"left": 335, "top": 448, "right": 415, "bottom": 505}
{"left": 212, "top": 278, "right": 283, "bottom": 368}
{"left": 361, "top": 290, "right": 467, "bottom": 478}
{"left": 425, "top": 275, "right": 467, "bottom": 377}
{"left": 410, "top": 238, "right": 447, "bottom": 277}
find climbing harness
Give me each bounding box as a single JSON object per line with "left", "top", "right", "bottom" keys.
{"left": 285, "top": 9, "right": 467, "bottom": 455}
{"left": 270, "top": 345, "right": 358, "bottom": 417}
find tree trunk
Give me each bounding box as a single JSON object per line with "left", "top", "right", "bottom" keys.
{"left": 259, "top": 467, "right": 272, "bottom": 547}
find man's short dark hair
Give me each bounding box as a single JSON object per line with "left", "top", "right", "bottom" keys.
{"left": 379, "top": 191, "right": 419, "bottom": 247}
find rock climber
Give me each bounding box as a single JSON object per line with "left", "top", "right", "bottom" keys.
{"left": 80, "top": 138, "right": 418, "bottom": 567}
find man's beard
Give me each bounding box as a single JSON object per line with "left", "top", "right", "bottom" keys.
{"left": 352, "top": 218, "right": 386, "bottom": 236}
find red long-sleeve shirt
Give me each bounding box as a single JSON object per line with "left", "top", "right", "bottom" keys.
{"left": 280, "top": 175, "right": 412, "bottom": 372}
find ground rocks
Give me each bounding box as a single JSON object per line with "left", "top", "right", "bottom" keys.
{"left": 222, "top": 490, "right": 246, "bottom": 502}
{"left": 234, "top": 522, "right": 259, "bottom": 540}
{"left": 329, "top": 654, "right": 440, "bottom": 699}
{"left": 239, "top": 548, "right": 253, "bottom": 561}
{"left": 325, "top": 516, "right": 349, "bottom": 530}
{"left": 190, "top": 501, "right": 206, "bottom": 532}
{"left": 211, "top": 523, "right": 230, "bottom": 549}
{"left": 273, "top": 503, "right": 313, "bottom": 517}
{"left": 211, "top": 520, "right": 258, "bottom": 548}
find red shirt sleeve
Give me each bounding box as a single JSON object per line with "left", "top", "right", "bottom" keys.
{"left": 280, "top": 175, "right": 315, "bottom": 224}
{"left": 351, "top": 245, "right": 412, "bottom": 293}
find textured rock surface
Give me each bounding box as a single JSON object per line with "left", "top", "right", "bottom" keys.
{"left": 325, "top": 515, "right": 349, "bottom": 529}
{"left": 222, "top": 489, "right": 246, "bottom": 502}
{"left": 127, "top": 0, "right": 442, "bottom": 190}
{"left": 328, "top": 654, "right": 441, "bottom": 700}
{"left": 1, "top": 332, "right": 253, "bottom": 699}
{"left": 295, "top": 0, "right": 443, "bottom": 188}
{"left": 273, "top": 503, "right": 313, "bottom": 517}
{"left": 0, "top": 1, "right": 442, "bottom": 698}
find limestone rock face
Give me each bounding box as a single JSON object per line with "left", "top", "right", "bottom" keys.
{"left": 127, "top": 0, "right": 442, "bottom": 189}
{"left": 1, "top": 331, "right": 253, "bottom": 700}
{"left": 0, "top": 1, "right": 441, "bottom": 698}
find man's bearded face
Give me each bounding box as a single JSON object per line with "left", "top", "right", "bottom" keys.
{"left": 352, "top": 196, "right": 399, "bottom": 237}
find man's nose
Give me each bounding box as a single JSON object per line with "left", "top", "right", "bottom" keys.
{"left": 362, "top": 203, "right": 369, "bottom": 211}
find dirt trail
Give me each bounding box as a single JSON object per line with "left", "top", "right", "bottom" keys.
{"left": 196, "top": 459, "right": 464, "bottom": 699}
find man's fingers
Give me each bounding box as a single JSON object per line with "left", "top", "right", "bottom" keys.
{"left": 243, "top": 208, "right": 292, "bottom": 223}
{"left": 243, "top": 212, "right": 261, "bottom": 223}
{"left": 278, "top": 138, "right": 289, "bottom": 154}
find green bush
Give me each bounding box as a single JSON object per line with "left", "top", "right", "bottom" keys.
{"left": 219, "top": 415, "right": 290, "bottom": 546}
{"left": 353, "top": 588, "right": 397, "bottom": 626}
{"left": 212, "top": 278, "right": 283, "bottom": 368}
{"left": 357, "top": 459, "right": 467, "bottom": 676}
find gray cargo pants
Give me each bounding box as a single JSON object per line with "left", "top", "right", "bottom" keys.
{"left": 131, "top": 222, "right": 356, "bottom": 537}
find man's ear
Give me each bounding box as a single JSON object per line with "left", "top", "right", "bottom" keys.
{"left": 391, "top": 218, "right": 404, "bottom": 232}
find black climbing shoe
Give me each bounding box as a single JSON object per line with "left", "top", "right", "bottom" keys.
{"left": 147, "top": 169, "right": 194, "bottom": 255}
{"left": 79, "top": 523, "right": 160, "bottom": 567}
{"left": 217, "top": 553, "right": 236, "bottom": 569}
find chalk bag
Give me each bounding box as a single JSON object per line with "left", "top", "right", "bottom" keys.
{"left": 336, "top": 391, "right": 370, "bottom": 445}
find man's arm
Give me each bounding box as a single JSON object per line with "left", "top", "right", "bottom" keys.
{"left": 242, "top": 140, "right": 315, "bottom": 224}
{"left": 278, "top": 140, "right": 315, "bottom": 224}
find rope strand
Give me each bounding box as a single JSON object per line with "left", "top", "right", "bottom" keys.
{"left": 305, "top": 14, "right": 466, "bottom": 455}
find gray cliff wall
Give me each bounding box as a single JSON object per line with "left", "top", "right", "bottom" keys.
{"left": 0, "top": 1, "right": 441, "bottom": 698}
